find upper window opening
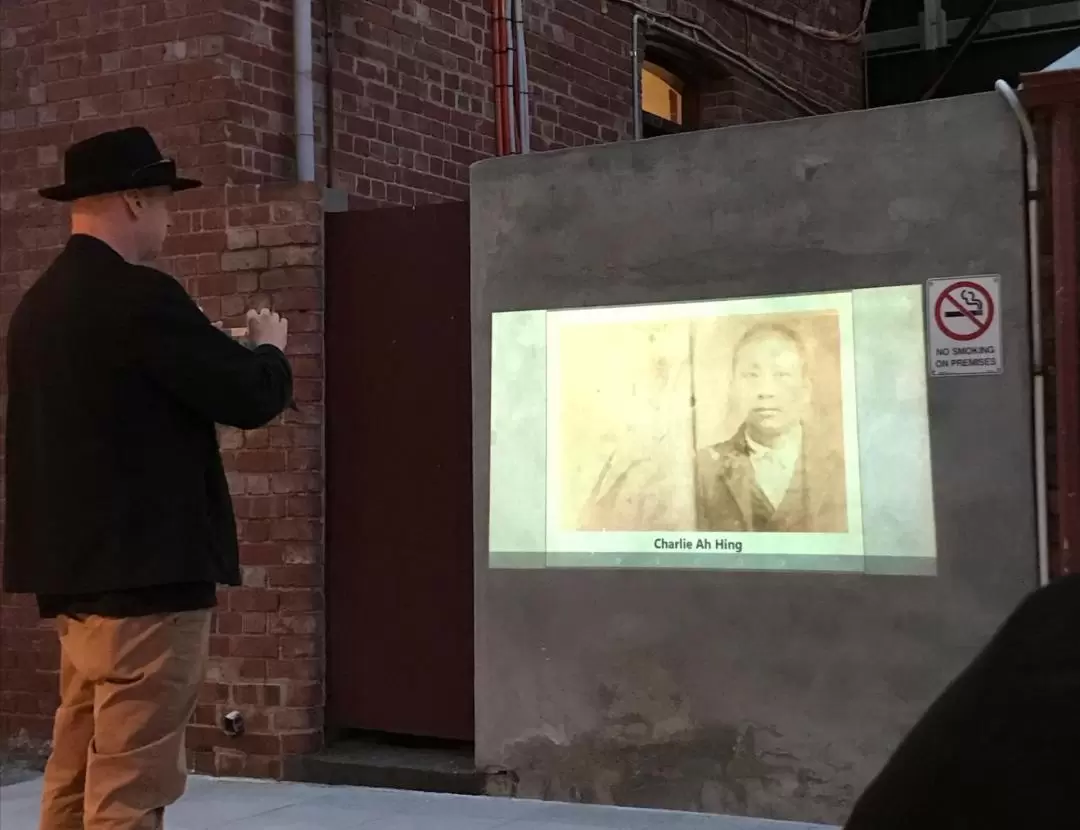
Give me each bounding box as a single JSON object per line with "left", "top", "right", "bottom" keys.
{"left": 642, "top": 61, "right": 685, "bottom": 126}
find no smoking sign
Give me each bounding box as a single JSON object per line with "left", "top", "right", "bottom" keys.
{"left": 927, "top": 275, "right": 1003, "bottom": 377}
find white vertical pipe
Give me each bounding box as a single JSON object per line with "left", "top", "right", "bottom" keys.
{"left": 631, "top": 14, "right": 644, "bottom": 140}
{"left": 514, "top": 0, "right": 530, "bottom": 153}
{"left": 995, "top": 79, "right": 1049, "bottom": 586}
{"left": 294, "top": 0, "right": 316, "bottom": 182}
{"left": 504, "top": 0, "right": 517, "bottom": 154}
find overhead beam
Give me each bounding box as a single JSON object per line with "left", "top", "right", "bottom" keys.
{"left": 868, "top": 1, "right": 1080, "bottom": 53}
{"left": 922, "top": 0, "right": 1001, "bottom": 98}
{"left": 921, "top": 0, "right": 948, "bottom": 50}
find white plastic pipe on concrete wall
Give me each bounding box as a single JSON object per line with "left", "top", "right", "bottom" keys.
{"left": 995, "top": 78, "right": 1049, "bottom": 587}
{"left": 294, "top": 0, "right": 316, "bottom": 182}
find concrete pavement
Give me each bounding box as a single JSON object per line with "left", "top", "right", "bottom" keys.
{"left": 0, "top": 774, "right": 839, "bottom": 829}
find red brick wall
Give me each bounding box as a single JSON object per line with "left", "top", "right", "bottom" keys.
{"left": 0, "top": 1, "right": 325, "bottom": 778}
{"left": 525, "top": 0, "right": 864, "bottom": 143}
{"left": 183, "top": 183, "right": 325, "bottom": 779}
{"left": 243, "top": 0, "right": 864, "bottom": 205}
{"left": 328, "top": 0, "right": 490, "bottom": 204}
{"left": 2, "top": 0, "right": 864, "bottom": 778}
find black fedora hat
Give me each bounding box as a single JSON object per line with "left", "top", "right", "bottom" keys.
{"left": 39, "top": 126, "right": 201, "bottom": 202}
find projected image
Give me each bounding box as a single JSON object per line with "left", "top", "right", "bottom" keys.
{"left": 488, "top": 286, "right": 937, "bottom": 575}
{"left": 565, "top": 311, "right": 852, "bottom": 535}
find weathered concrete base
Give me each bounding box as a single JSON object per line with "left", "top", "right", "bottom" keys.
{"left": 498, "top": 725, "right": 856, "bottom": 825}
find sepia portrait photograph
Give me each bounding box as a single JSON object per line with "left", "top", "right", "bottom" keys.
{"left": 547, "top": 293, "right": 862, "bottom": 540}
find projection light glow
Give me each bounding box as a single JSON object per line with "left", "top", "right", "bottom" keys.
{"left": 488, "top": 287, "right": 937, "bottom": 576}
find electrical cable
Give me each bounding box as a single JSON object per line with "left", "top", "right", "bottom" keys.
{"left": 647, "top": 20, "right": 831, "bottom": 115}
{"left": 722, "top": 0, "right": 875, "bottom": 44}
{"left": 612, "top": 0, "right": 874, "bottom": 45}
{"left": 615, "top": 1, "right": 840, "bottom": 114}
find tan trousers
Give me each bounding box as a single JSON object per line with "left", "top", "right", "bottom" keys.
{"left": 39, "top": 610, "right": 212, "bottom": 830}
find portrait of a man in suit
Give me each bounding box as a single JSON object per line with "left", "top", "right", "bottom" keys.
{"left": 694, "top": 322, "right": 848, "bottom": 533}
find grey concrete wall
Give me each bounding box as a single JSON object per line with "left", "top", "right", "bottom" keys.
{"left": 469, "top": 93, "right": 1036, "bottom": 825}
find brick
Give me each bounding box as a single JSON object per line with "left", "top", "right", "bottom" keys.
{"left": 272, "top": 707, "right": 321, "bottom": 732}
{"left": 241, "top": 613, "right": 267, "bottom": 634}
{"left": 281, "top": 682, "right": 322, "bottom": 708}
{"left": 267, "top": 564, "right": 320, "bottom": 588}
{"left": 278, "top": 636, "right": 317, "bottom": 660}
{"left": 281, "top": 731, "right": 322, "bottom": 755}
{"left": 234, "top": 450, "right": 287, "bottom": 473}
{"left": 268, "top": 246, "right": 317, "bottom": 268}
{"left": 267, "top": 658, "right": 319, "bottom": 682}
{"left": 220, "top": 248, "right": 268, "bottom": 271}
{"left": 216, "top": 613, "right": 243, "bottom": 635}
{"left": 256, "top": 226, "right": 302, "bottom": 247}
{"left": 228, "top": 588, "right": 281, "bottom": 613}
{"left": 260, "top": 267, "right": 318, "bottom": 290}
{"left": 230, "top": 635, "right": 279, "bottom": 659}
{"left": 271, "top": 289, "right": 320, "bottom": 312}
{"left": 236, "top": 658, "right": 268, "bottom": 680}
{"left": 218, "top": 750, "right": 283, "bottom": 779}
{"left": 268, "top": 611, "right": 318, "bottom": 635}
{"left": 226, "top": 228, "right": 258, "bottom": 250}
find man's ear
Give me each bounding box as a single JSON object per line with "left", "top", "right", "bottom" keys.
{"left": 119, "top": 190, "right": 142, "bottom": 217}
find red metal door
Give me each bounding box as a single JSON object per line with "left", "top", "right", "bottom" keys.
{"left": 325, "top": 203, "right": 474, "bottom": 740}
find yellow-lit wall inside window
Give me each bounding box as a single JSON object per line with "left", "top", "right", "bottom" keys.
{"left": 642, "top": 62, "right": 684, "bottom": 124}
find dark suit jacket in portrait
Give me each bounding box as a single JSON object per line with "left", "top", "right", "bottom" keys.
{"left": 2, "top": 234, "right": 293, "bottom": 617}
{"left": 694, "top": 422, "right": 847, "bottom": 533}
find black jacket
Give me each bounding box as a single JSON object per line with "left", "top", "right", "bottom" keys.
{"left": 2, "top": 235, "right": 293, "bottom": 596}
{"left": 694, "top": 423, "right": 848, "bottom": 533}
{"left": 844, "top": 573, "right": 1080, "bottom": 830}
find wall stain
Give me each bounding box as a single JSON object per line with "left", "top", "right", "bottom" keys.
{"left": 494, "top": 655, "right": 856, "bottom": 824}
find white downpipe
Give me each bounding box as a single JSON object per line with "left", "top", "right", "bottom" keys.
{"left": 631, "top": 14, "right": 644, "bottom": 139}
{"left": 513, "top": 0, "right": 530, "bottom": 152}
{"left": 294, "top": 0, "right": 316, "bottom": 182}
{"left": 504, "top": 0, "right": 517, "bottom": 154}
{"left": 995, "top": 79, "right": 1049, "bottom": 587}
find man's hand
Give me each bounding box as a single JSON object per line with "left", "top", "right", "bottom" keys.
{"left": 246, "top": 308, "right": 288, "bottom": 352}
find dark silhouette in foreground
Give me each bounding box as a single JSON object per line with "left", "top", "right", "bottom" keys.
{"left": 845, "top": 573, "right": 1080, "bottom": 829}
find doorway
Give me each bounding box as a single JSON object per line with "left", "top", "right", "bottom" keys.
{"left": 325, "top": 202, "right": 474, "bottom": 742}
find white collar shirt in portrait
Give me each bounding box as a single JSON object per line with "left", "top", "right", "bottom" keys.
{"left": 745, "top": 426, "right": 802, "bottom": 509}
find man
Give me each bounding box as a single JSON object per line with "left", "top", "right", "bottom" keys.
{"left": 2, "top": 127, "right": 293, "bottom": 829}
{"left": 695, "top": 322, "right": 846, "bottom": 532}
{"left": 844, "top": 573, "right": 1080, "bottom": 829}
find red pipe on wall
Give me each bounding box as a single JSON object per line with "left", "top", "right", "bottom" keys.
{"left": 1051, "top": 104, "right": 1079, "bottom": 576}
{"left": 490, "top": 1, "right": 510, "bottom": 156}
